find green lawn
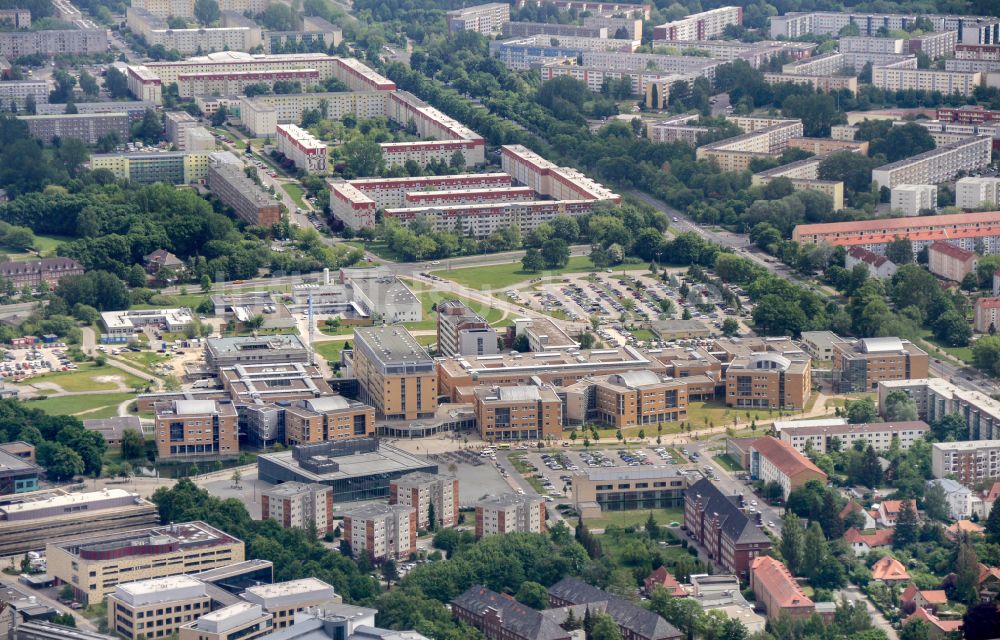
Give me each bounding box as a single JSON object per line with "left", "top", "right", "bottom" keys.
{"left": 15, "top": 363, "right": 145, "bottom": 392}
{"left": 29, "top": 392, "right": 134, "bottom": 418}
{"left": 131, "top": 292, "right": 208, "bottom": 311}
{"left": 430, "top": 256, "right": 600, "bottom": 290}
{"left": 114, "top": 351, "right": 170, "bottom": 376}
{"left": 582, "top": 507, "right": 685, "bottom": 529}
{"left": 315, "top": 339, "right": 350, "bottom": 364}
{"left": 404, "top": 291, "right": 506, "bottom": 331}
{"left": 631, "top": 328, "right": 657, "bottom": 341}
{"left": 713, "top": 454, "right": 742, "bottom": 471}
{"left": 282, "top": 183, "right": 308, "bottom": 209}
{"left": 919, "top": 329, "right": 974, "bottom": 364}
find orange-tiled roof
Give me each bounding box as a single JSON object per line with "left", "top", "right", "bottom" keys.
{"left": 840, "top": 501, "right": 863, "bottom": 519}
{"left": 880, "top": 499, "right": 916, "bottom": 516}
{"left": 751, "top": 556, "right": 814, "bottom": 609}
{"left": 751, "top": 436, "right": 827, "bottom": 481}
{"left": 976, "top": 297, "right": 1000, "bottom": 311}
{"left": 645, "top": 567, "right": 687, "bottom": 597}
{"left": 902, "top": 584, "right": 948, "bottom": 606}
{"left": 907, "top": 607, "right": 963, "bottom": 633}
{"left": 977, "top": 563, "right": 1000, "bottom": 585}
{"left": 871, "top": 555, "right": 911, "bottom": 581}
{"left": 946, "top": 520, "right": 985, "bottom": 537}
{"left": 929, "top": 240, "right": 977, "bottom": 262}
{"left": 987, "top": 481, "right": 1000, "bottom": 502}
{"left": 795, "top": 210, "right": 1000, "bottom": 236}
{"left": 844, "top": 527, "right": 894, "bottom": 547}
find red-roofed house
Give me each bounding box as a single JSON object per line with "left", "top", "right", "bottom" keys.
{"left": 750, "top": 436, "right": 827, "bottom": 500}
{"left": 928, "top": 241, "right": 978, "bottom": 282}
{"left": 844, "top": 527, "right": 894, "bottom": 556}
{"left": 644, "top": 567, "right": 687, "bottom": 597}
{"left": 901, "top": 584, "right": 948, "bottom": 614}
{"left": 846, "top": 246, "right": 897, "bottom": 279}
{"left": 841, "top": 501, "right": 877, "bottom": 531}
{"left": 946, "top": 519, "right": 985, "bottom": 540}
{"left": 872, "top": 555, "right": 911, "bottom": 584}
{"left": 750, "top": 556, "right": 815, "bottom": 621}
{"left": 984, "top": 481, "right": 1000, "bottom": 517}
{"left": 878, "top": 500, "right": 917, "bottom": 527}
{"left": 975, "top": 297, "right": 1000, "bottom": 334}
{"left": 906, "top": 607, "right": 963, "bottom": 640}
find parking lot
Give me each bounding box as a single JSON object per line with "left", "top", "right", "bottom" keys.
{"left": 0, "top": 342, "right": 77, "bottom": 382}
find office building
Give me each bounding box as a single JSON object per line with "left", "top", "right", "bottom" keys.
{"left": 583, "top": 371, "right": 692, "bottom": 428}
{"left": 749, "top": 436, "right": 827, "bottom": 499}
{"left": 342, "top": 503, "right": 416, "bottom": 562}
{"left": 975, "top": 297, "right": 1000, "bottom": 333}
{"left": 0, "top": 29, "right": 107, "bottom": 58}
{"left": 932, "top": 440, "right": 1000, "bottom": 484}
{"left": 653, "top": 7, "right": 742, "bottom": 41}
{"left": 207, "top": 153, "right": 281, "bottom": 225}
{"left": 258, "top": 438, "right": 438, "bottom": 502}
{"left": 571, "top": 467, "right": 685, "bottom": 520}
{"left": 178, "top": 602, "right": 273, "bottom": 640}
{"left": 957, "top": 176, "right": 1000, "bottom": 209}
{"left": 154, "top": 398, "right": 239, "bottom": 460}
{"left": 794, "top": 210, "right": 1000, "bottom": 254}
{"left": 832, "top": 337, "right": 928, "bottom": 393}
{"left": 446, "top": 3, "right": 510, "bottom": 34}
{"left": 240, "top": 578, "right": 341, "bottom": 629}
{"left": 452, "top": 585, "right": 571, "bottom": 640}
{"left": 0, "top": 488, "right": 158, "bottom": 556}
{"left": 106, "top": 576, "right": 210, "bottom": 640}
{"left": 341, "top": 267, "right": 422, "bottom": 324}
{"left": 205, "top": 334, "right": 308, "bottom": 370}
{"left": 261, "top": 482, "right": 334, "bottom": 535}
{"left": 219, "top": 362, "right": 334, "bottom": 406}
{"left": 0, "top": 449, "right": 40, "bottom": 496}
{"left": 19, "top": 112, "right": 129, "bottom": 145}
{"left": 750, "top": 557, "right": 815, "bottom": 621}
{"left": 90, "top": 152, "right": 211, "bottom": 185}
{"left": 683, "top": 478, "right": 771, "bottom": 578}
{"left": 352, "top": 326, "right": 437, "bottom": 421}
{"left": 283, "top": 397, "right": 375, "bottom": 446}
{"left": 724, "top": 350, "right": 811, "bottom": 410}
{"left": 871, "top": 136, "right": 992, "bottom": 190}
{"left": 879, "top": 377, "right": 1000, "bottom": 440}
{"left": 928, "top": 240, "right": 978, "bottom": 282}
{"left": 389, "top": 472, "right": 459, "bottom": 529}
{"left": 891, "top": 184, "right": 937, "bottom": 216}
{"left": 845, "top": 246, "right": 897, "bottom": 279}
{"left": 775, "top": 419, "right": 930, "bottom": 453}
{"left": 47, "top": 521, "right": 245, "bottom": 605}
{"left": 436, "top": 299, "right": 499, "bottom": 358}
{"left": 276, "top": 123, "right": 327, "bottom": 173}
{"left": 547, "top": 578, "right": 684, "bottom": 640}
{"left": 473, "top": 384, "right": 564, "bottom": 441}
{"left": 0, "top": 81, "right": 47, "bottom": 110}
{"left": 475, "top": 494, "right": 546, "bottom": 538}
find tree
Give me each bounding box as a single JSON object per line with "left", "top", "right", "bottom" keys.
{"left": 541, "top": 238, "right": 570, "bottom": 269}
{"left": 923, "top": 482, "right": 948, "bottom": 521}
{"left": 869, "top": 123, "right": 936, "bottom": 163}
{"left": 515, "top": 581, "right": 549, "bottom": 609}
{"left": 381, "top": 558, "right": 398, "bottom": 586}
{"left": 231, "top": 469, "right": 242, "bottom": 487}
{"left": 121, "top": 428, "right": 145, "bottom": 460}
{"left": 846, "top": 397, "right": 878, "bottom": 424}
{"left": 645, "top": 512, "right": 659, "bottom": 539}
{"left": 721, "top": 318, "right": 739, "bottom": 336}
{"left": 522, "top": 248, "right": 544, "bottom": 273}
{"left": 900, "top": 619, "right": 930, "bottom": 640}
{"left": 343, "top": 138, "right": 384, "bottom": 177}
{"left": 987, "top": 497, "right": 1000, "bottom": 541}
{"left": 802, "top": 521, "right": 826, "bottom": 579}
{"left": 427, "top": 500, "right": 437, "bottom": 531}
{"left": 194, "top": 0, "right": 220, "bottom": 24}
{"left": 885, "top": 237, "right": 914, "bottom": 264}
{"left": 105, "top": 67, "right": 129, "bottom": 98}
{"left": 37, "top": 442, "right": 84, "bottom": 481}
{"left": 883, "top": 390, "right": 918, "bottom": 422}
{"left": 934, "top": 309, "right": 972, "bottom": 347}
{"left": 132, "top": 109, "right": 163, "bottom": 145}
{"left": 780, "top": 511, "right": 804, "bottom": 574}
{"left": 79, "top": 71, "right": 99, "bottom": 97}
{"left": 894, "top": 500, "right": 919, "bottom": 548}
{"left": 590, "top": 613, "right": 623, "bottom": 640}
{"left": 955, "top": 541, "right": 981, "bottom": 604}
{"left": 931, "top": 413, "right": 967, "bottom": 441}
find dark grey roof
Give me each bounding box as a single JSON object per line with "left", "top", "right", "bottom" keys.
{"left": 687, "top": 478, "right": 770, "bottom": 546}
{"left": 547, "top": 578, "right": 682, "bottom": 640}
{"left": 453, "top": 586, "right": 569, "bottom": 640}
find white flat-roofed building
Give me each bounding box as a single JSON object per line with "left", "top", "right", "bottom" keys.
{"left": 446, "top": 2, "right": 509, "bottom": 34}
{"left": 957, "top": 176, "right": 1000, "bottom": 209}
{"left": 873, "top": 57, "right": 982, "bottom": 96}
{"left": 101, "top": 308, "right": 195, "bottom": 338}
{"left": 241, "top": 578, "right": 342, "bottom": 630}
{"left": 501, "top": 144, "right": 620, "bottom": 203}
{"left": 107, "top": 575, "right": 210, "bottom": 640}
{"left": 776, "top": 419, "right": 930, "bottom": 453}
{"left": 379, "top": 138, "right": 484, "bottom": 169}
{"left": 240, "top": 91, "right": 387, "bottom": 136}
{"left": 891, "top": 184, "right": 937, "bottom": 216}
{"left": 932, "top": 440, "right": 1000, "bottom": 484}
{"left": 333, "top": 173, "right": 512, "bottom": 210}
{"left": 768, "top": 11, "right": 995, "bottom": 39}
{"left": 127, "top": 65, "right": 163, "bottom": 103}
{"left": 653, "top": 6, "right": 742, "bottom": 41}
{"left": 177, "top": 68, "right": 320, "bottom": 99}
{"left": 276, "top": 123, "right": 327, "bottom": 173}
{"left": 342, "top": 503, "right": 416, "bottom": 561}
{"left": 178, "top": 602, "right": 273, "bottom": 640}
{"left": 330, "top": 57, "right": 396, "bottom": 92}
{"left": 126, "top": 6, "right": 261, "bottom": 54}
{"left": 878, "top": 378, "right": 1000, "bottom": 441}
{"left": 871, "top": 136, "right": 992, "bottom": 190}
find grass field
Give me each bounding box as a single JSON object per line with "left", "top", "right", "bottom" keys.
{"left": 2, "top": 233, "right": 72, "bottom": 261}
{"left": 15, "top": 363, "right": 145, "bottom": 392}
{"left": 131, "top": 292, "right": 208, "bottom": 311}
{"left": 713, "top": 453, "right": 742, "bottom": 471}
{"left": 582, "top": 507, "right": 685, "bottom": 529}
{"left": 919, "top": 329, "right": 974, "bottom": 364}
{"left": 315, "top": 339, "right": 350, "bottom": 364}
{"left": 282, "top": 183, "right": 307, "bottom": 209}
{"left": 29, "top": 392, "right": 134, "bottom": 418}
{"left": 631, "top": 328, "right": 657, "bottom": 341}
{"left": 114, "top": 351, "right": 170, "bottom": 376}
{"left": 430, "top": 256, "right": 600, "bottom": 290}
{"left": 404, "top": 291, "right": 506, "bottom": 331}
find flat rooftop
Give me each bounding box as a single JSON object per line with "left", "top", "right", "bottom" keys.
{"left": 476, "top": 493, "right": 544, "bottom": 508}
{"left": 440, "top": 345, "right": 650, "bottom": 377}
{"left": 206, "top": 334, "right": 306, "bottom": 355}
{"left": 116, "top": 575, "right": 204, "bottom": 597}
{"left": 0, "top": 488, "right": 138, "bottom": 516}
{"left": 342, "top": 502, "right": 414, "bottom": 519}
{"left": 355, "top": 326, "right": 432, "bottom": 366}
{"left": 576, "top": 466, "right": 684, "bottom": 481}
{"left": 58, "top": 521, "right": 239, "bottom": 556}
{"left": 259, "top": 443, "right": 431, "bottom": 481}
{"left": 243, "top": 577, "right": 334, "bottom": 599}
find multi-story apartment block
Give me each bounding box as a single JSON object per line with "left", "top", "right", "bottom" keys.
{"left": 872, "top": 58, "right": 982, "bottom": 96}
{"left": 379, "top": 138, "right": 483, "bottom": 170}
{"left": 489, "top": 35, "right": 639, "bottom": 70}
{"left": 840, "top": 35, "right": 905, "bottom": 54}
{"left": 749, "top": 436, "right": 827, "bottom": 499}
{"left": 19, "top": 112, "right": 130, "bottom": 145}
{"left": 154, "top": 398, "right": 239, "bottom": 460}
{"left": 35, "top": 100, "right": 155, "bottom": 120}
{"left": 177, "top": 68, "right": 320, "bottom": 99}
{"left": 0, "top": 257, "right": 82, "bottom": 290}
{"left": 762, "top": 72, "right": 858, "bottom": 95}
{"left": 879, "top": 377, "right": 1000, "bottom": 440}
{"left": 436, "top": 299, "right": 499, "bottom": 358}
{"left": 750, "top": 557, "right": 816, "bottom": 621}
{"left": 126, "top": 65, "right": 163, "bottom": 103}
{"left": 957, "top": 176, "right": 1000, "bottom": 209}
{"left": 262, "top": 15, "right": 342, "bottom": 53}
{"left": 0, "top": 81, "right": 47, "bottom": 110}
{"left": 832, "top": 337, "right": 928, "bottom": 393}
{"left": 126, "top": 7, "right": 261, "bottom": 54}
{"left": 0, "top": 9, "right": 31, "bottom": 28}
{"left": 870, "top": 136, "right": 992, "bottom": 190}
{"left": 501, "top": 144, "right": 621, "bottom": 203}
{"left": 0, "top": 29, "right": 107, "bottom": 58}
{"left": 776, "top": 418, "right": 929, "bottom": 453}
{"left": 475, "top": 494, "right": 546, "bottom": 538}
{"left": 781, "top": 52, "right": 846, "bottom": 76}
{"left": 106, "top": 576, "right": 211, "bottom": 640}
{"left": 539, "top": 61, "right": 685, "bottom": 98}
{"left": 276, "top": 123, "right": 327, "bottom": 173}
{"left": 90, "top": 152, "right": 211, "bottom": 185}
{"left": 584, "top": 14, "right": 643, "bottom": 40}
{"left": 261, "top": 482, "right": 334, "bottom": 535}
{"left": 768, "top": 12, "right": 994, "bottom": 39}
{"left": 794, "top": 210, "right": 1000, "bottom": 254}
{"left": 653, "top": 6, "right": 741, "bottom": 41}
{"left": 724, "top": 351, "right": 811, "bottom": 410}
{"left": 205, "top": 334, "right": 309, "bottom": 370}
{"left": 907, "top": 30, "right": 958, "bottom": 59}
{"left": 473, "top": 384, "right": 564, "bottom": 441}
{"left": 928, "top": 240, "right": 978, "bottom": 282}
{"left": 402, "top": 186, "right": 535, "bottom": 208}
{"left": 282, "top": 396, "right": 375, "bottom": 446}
{"left": 446, "top": 3, "right": 510, "bottom": 34}
{"left": 206, "top": 151, "right": 282, "bottom": 227}
{"left": 571, "top": 467, "right": 686, "bottom": 517}
{"left": 684, "top": 477, "right": 771, "bottom": 578}
{"left": 342, "top": 503, "right": 416, "bottom": 561}
{"left": 946, "top": 57, "right": 1000, "bottom": 73}
{"left": 240, "top": 91, "right": 387, "bottom": 137}
{"left": 503, "top": 21, "right": 608, "bottom": 38}
{"left": 751, "top": 154, "right": 846, "bottom": 210}
{"left": 352, "top": 326, "right": 438, "bottom": 420}
{"left": 891, "top": 184, "right": 937, "bottom": 216}
{"left": 960, "top": 18, "right": 1000, "bottom": 45}
{"left": 513, "top": 0, "right": 651, "bottom": 19}
{"left": 178, "top": 602, "right": 273, "bottom": 640}
{"left": 47, "top": 521, "right": 245, "bottom": 605}
{"left": 932, "top": 440, "right": 1000, "bottom": 484}
{"left": 697, "top": 119, "right": 804, "bottom": 173}
{"left": 130, "top": 0, "right": 270, "bottom": 18}
{"left": 241, "top": 578, "right": 342, "bottom": 629}
{"left": 452, "top": 586, "right": 571, "bottom": 640}
{"left": 384, "top": 198, "right": 595, "bottom": 238}
{"left": 389, "top": 472, "right": 459, "bottom": 529}
{"left": 581, "top": 49, "right": 722, "bottom": 77}
{"left": 165, "top": 110, "right": 198, "bottom": 149}
{"left": 974, "top": 297, "right": 1000, "bottom": 333}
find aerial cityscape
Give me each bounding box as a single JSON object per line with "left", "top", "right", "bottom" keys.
{"left": 2, "top": 0, "right": 1000, "bottom": 639}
